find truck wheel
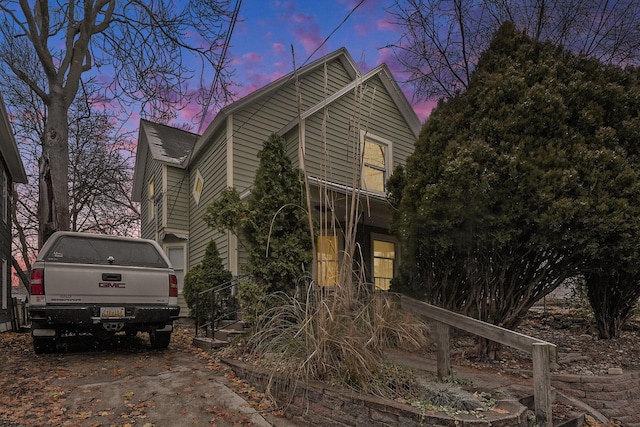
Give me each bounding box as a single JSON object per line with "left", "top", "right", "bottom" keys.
{"left": 149, "top": 331, "right": 171, "bottom": 349}
{"left": 33, "top": 337, "right": 56, "bottom": 354}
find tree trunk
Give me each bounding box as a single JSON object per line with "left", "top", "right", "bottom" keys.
{"left": 38, "top": 98, "right": 70, "bottom": 247}
{"left": 586, "top": 271, "right": 639, "bottom": 339}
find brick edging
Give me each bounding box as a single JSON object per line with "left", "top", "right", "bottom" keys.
{"left": 223, "top": 358, "right": 530, "bottom": 426}
{"left": 552, "top": 371, "right": 640, "bottom": 425}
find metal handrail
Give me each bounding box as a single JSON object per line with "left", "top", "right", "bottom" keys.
{"left": 194, "top": 275, "right": 250, "bottom": 338}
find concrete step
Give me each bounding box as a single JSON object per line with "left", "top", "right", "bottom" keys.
{"left": 214, "top": 328, "right": 246, "bottom": 341}
{"left": 192, "top": 336, "right": 229, "bottom": 351}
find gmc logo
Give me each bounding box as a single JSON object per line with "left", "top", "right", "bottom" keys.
{"left": 99, "top": 282, "right": 126, "bottom": 288}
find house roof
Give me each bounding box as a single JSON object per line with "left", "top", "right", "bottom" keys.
{"left": 277, "top": 63, "right": 421, "bottom": 139}
{"left": 131, "top": 47, "right": 421, "bottom": 201}
{"left": 192, "top": 47, "right": 361, "bottom": 162}
{"left": 0, "top": 95, "right": 27, "bottom": 183}
{"left": 131, "top": 120, "right": 198, "bottom": 202}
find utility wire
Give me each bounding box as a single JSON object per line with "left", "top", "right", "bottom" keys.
{"left": 164, "top": 0, "right": 366, "bottom": 219}
{"left": 198, "top": 0, "right": 242, "bottom": 134}
{"left": 217, "top": 0, "right": 367, "bottom": 148}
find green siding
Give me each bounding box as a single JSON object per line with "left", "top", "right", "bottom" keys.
{"left": 301, "top": 75, "right": 416, "bottom": 187}
{"left": 165, "top": 166, "right": 189, "bottom": 231}
{"left": 188, "top": 127, "right": 229, "bottom": 270}
{"left": 167, "top": 54, "right": 415, "bottom": 282}
{"left": 231, "top": 58, "right": 355, "bottom": 193}
{"left": 140, "top": 149, "right": 163, "bottom": 240}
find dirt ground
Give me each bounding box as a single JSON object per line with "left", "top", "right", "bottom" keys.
{"left": 0, "top": 325, "right": 283, "bottom": 427}
{"left": 450, "top": 305, "right": 640, "bottom": 377}
{"left": 2, "top": 302, "right": 636, "bottom": 427}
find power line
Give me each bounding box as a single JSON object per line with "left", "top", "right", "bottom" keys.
{"left": 165, "top": 0, "right": 367, "bottom": 219}
{"left": 198, "top": 0, "right": 242, "bottom": 134}
{"left": 218, "top": 0, "right": 367, "bottom": 148}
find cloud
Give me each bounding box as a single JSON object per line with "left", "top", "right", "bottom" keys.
{"left": 377, "top": 18, "right": 397, "bottom": 32}
{"left": 290, "top": 12, "right": 315, "bottom": 24}
{"left": 272, "top": 43, "right": 286, "bottom": 56}
{"left": 243, "top": 52, "right": 263, "bottom": 63}
{"left": 412, "top": 98, "right": 437, "bottom": 122}
{"left": 354, "top": 23, "right": 370, "bottom": 37}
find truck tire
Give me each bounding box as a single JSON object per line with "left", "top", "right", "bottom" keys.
{"left": 33, "top": 337, "right": 56, "bottom": 354}
{"left": 149, "top": 331, "right": 171, "bottom": 349}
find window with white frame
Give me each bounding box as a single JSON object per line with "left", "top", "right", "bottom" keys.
{"left": 362, "top": 134, "right": 391, "bottom": 193}
{"left": 148, "top": 180, "right": 155, "bottom": 222}
{"left": 193, "top": 169, "right": 204, "bottom": 205}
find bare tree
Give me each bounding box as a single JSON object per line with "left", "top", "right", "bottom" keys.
{"left": 0, "top": 0, "right": 234, "bottom": 246}
{"left": 67, "top": 84, "right": 140, "bottom": 236}
{"left": 389, "top": 0, "right": 640, "bottom": 100}
{"left": 6, "top": 73, "right": 142, "bottom": 287}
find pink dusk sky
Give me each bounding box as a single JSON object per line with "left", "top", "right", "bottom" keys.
{"left": 179, "top": 0, "right": 436, "bottom": 128}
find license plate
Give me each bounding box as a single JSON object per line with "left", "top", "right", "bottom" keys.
{"left": 100, "top": 307, "right": 125, "bottom": 318}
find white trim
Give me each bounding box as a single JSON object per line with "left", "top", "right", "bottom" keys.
{"left": 227, "top": 114, "right": 237, "bottom": 274}
{"left": 278, "top": 65, "right": 420, "bottom": 139}
{"left": 147, "top": 180, "right": 155, "bottom": 222}
{"left": 162, "top": 165, "right": 168, "bottom": 228}
{"left": 228, "top": 231, "right": 238, "bottom": 275}
{"left": 226, "top": 114, "right": 234, "bottom": 187}
{"left": 298, "top": 119, "right": 306, "bottom": 172}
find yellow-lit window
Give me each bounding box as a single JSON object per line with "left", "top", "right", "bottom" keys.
{"left": 317, "top": 235, "right": 338, "bottom": 287}
{"left": 148, "top": 180, "right": 155, "bottom": 221}
{"left": 363, "top": 139, "right": 386, "bottom": 193}
{"left": 193, "top": 170, "right": 204, "bottom": 205}
{"left": 373, "top": 239, "right": 395, "bottom": 290}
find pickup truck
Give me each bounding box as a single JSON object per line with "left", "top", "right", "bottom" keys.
{"left": 28, "top": 231, "right": 180, "bottom": 353}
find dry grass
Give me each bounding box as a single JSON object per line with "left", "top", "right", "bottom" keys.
{"left": 245, "top": 287, "right": 430, "bottom": 399}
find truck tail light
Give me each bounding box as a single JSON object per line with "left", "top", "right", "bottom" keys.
{"left": 169, "top": 274, "right": 178, "bottom": 297}
{"left": 30, "top": 268, "right": 45, "bottom": 295}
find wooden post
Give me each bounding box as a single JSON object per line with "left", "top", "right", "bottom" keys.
{"left": 532, "top": 343, "right": 553, "bottom": 427}
{"left": 433, "top": 320, "right": 451, "bottom": 379}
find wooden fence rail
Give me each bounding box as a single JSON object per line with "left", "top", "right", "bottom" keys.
{"left": 397, "top": 294, "right": 556, "bottom": 427}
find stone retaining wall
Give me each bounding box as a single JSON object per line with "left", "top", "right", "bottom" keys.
{"left": 552, "top": 372, "right": 640, "bottom": 426}
{"left": 225, "top": 359, "right": 531, "bottom": 427}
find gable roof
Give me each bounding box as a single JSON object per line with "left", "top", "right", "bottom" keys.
{"left": 131, "top": 119, "right": 198, "bottom": 202}
{"left": 131, "top": 47, "right": 421, "bottom": 201}
{"left": 277, "top": 63, "right": 421, "bottom": 139}
{"left": 192, "top": 47, "right": 361, "bottom": 162}
{"left": 0, "top": 95, "right": 27, "bottom": 183}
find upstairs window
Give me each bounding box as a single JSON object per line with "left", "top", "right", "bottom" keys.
{"left": 362, "top": 136, "right": 390, "bottom": 193}
{"left": 148, "top": 180, "right": 155, "bottom": 221}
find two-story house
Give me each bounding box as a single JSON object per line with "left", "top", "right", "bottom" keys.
{"left": 132, "top": 48, "right": 420, "bottom": 309}
{"left": 0, "top": 94, "right": 28, "bottom": 332}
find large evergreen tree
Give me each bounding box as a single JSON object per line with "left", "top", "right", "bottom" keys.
{"left": 205, "top": 134, "right": 312, "bottom": 295}
{"left": 391, "top": 23, "right": 640, "bottom": 340}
